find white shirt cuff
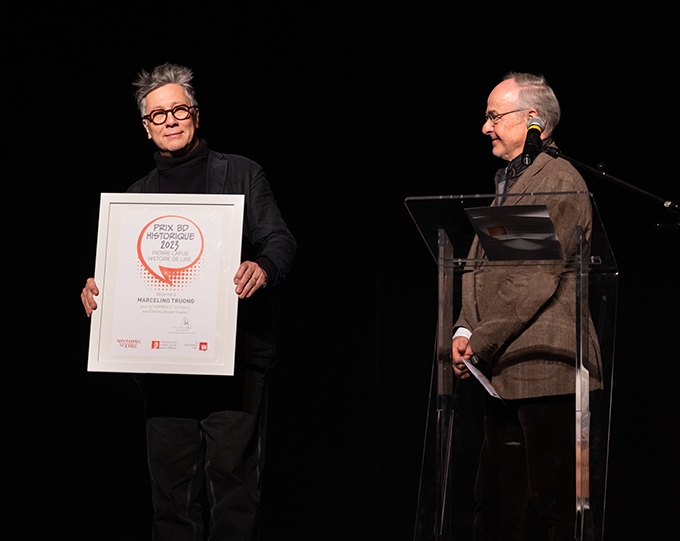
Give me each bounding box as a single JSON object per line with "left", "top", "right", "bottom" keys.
{"left": 453, "top": 327, "right": 472, "bottom": 340}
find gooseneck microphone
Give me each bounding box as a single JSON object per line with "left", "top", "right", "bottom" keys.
{"left": 522, "top": 117, "right": 545, "bottom": 166}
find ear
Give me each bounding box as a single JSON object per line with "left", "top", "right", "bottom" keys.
{"left": 527, "top": 109, "right": 539, "bottom": 119}
{"left": 143, "top": 119, "right": 152, "bottom": 140}
{"left": 194, "top": 108, "right": 200, "bottom": 129}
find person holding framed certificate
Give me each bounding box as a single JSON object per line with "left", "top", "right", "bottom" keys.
{"left": 81, "top": 63, "right": 296, "bottom": 541}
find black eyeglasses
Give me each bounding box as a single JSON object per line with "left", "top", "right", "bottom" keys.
{"left": 484, "top": 109, "right": 527, "bottom": 125}
{"left": 143, "top": 104, "right": 198, "bottom": 125}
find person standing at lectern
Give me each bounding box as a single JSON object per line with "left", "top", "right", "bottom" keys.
{"left": 451, "top": 72, "right": 602, "bottom": 540}
{"left": 81, "top": 63, "right": 296, "bottom": 540}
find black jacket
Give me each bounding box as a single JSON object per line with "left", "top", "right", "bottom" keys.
{"left": 127, "top": 150, "right": 297, "bottom": 368}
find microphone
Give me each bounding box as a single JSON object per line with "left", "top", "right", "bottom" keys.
{"left": 522, "top": 117, "right": 545, "bottom": 166}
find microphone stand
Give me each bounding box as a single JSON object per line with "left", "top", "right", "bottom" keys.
{"left": 543, "top": 146, "right": 679, "bottom": 230}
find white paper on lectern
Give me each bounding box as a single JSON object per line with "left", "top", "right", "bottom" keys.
{"left": 87, "top": 193, "right": 244, "bottom": 375}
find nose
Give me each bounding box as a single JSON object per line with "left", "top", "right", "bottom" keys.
{"left": 482, "top": 118, "right": 494, "bottom": 136}
{"left": 164, "top": 112, "right": 180, "bottom": 126}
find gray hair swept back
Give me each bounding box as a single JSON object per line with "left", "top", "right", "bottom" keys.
{"left": 133, "top": 63, "right": 198, "bottom": 117}
{"left": 503, "top": 72, "right": 561, "bottom": 136}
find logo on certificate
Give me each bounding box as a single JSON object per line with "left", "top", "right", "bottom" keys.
{"left": 199, "top": 342, "right": 208, "bottom": 352}
{"left": 137, "top": 215, "right": 205, "bottom": 290}
{"left": 116, "top": 338, "right": 141, "bottom": 349}
{"left": 151, "top": 341, "right": 160, "bottom": 349}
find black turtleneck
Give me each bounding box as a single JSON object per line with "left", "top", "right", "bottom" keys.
{"left": 152, "top": 138, "right": 279, "bottom": 285}
{"left": 154, "top": 138, "right": 209, "bottom": 193}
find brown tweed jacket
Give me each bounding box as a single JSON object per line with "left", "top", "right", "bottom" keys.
{"left": 455, "top": 151, "right": 602, "bottom": 399}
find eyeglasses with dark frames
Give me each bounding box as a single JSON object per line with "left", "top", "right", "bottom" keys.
{"left": 143, "top": 104, "right": 198, "bottom": 125}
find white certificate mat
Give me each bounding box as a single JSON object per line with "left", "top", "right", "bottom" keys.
{"left": 88, "top": 193, "right": 244, "bottom": 375}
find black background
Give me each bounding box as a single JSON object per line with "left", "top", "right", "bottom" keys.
{"left": 14, "top": 4, "right": 678, "bottom": 540}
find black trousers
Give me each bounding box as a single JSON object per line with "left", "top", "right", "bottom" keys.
{"left": 473, "top": 395, "right": 576, "bottom": 541}
{"left": 138, "top": 365, "right": 267, "bottom": 541}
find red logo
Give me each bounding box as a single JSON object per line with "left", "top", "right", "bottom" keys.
{"left": 199, "top": 342, "right": 208, "bottom": 351}
{"left": 116, "top": 339, "right": 141, "bottom": 349}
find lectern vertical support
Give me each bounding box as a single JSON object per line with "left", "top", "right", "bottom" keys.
{"left": 434, "top": 229, "right": 454, "bottom": 539}
{"left": 575, "top": 226, "right": 592, "bottom": 540}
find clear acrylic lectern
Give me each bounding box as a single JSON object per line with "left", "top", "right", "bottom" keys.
{"left": 406, "top": 192, "right": 617, "bottom": 541}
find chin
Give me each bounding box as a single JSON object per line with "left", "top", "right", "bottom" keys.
{"left": 162, "top": 142, "right": 192, "bottom": 156}
{"left": 491, "top": 148, "right": 506, "bottom": 160}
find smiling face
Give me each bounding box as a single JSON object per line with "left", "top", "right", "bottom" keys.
{"left": 143, "top": 84, "right": 199, "bottom": 157}
{"left": 482, "top": 78, "right": 537, "bottom": 162}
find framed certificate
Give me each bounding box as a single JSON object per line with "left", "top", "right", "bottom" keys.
{"left": 88, "top": 193, "right": 244, "bottom": 375}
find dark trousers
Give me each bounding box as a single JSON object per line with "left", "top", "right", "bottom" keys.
{"left": 473, "top": 395, "right": 575, "bottom": 541}
{"left": 139, "top": 365, "right": 267, "bottom": 541}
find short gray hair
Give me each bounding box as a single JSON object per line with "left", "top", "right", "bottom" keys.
{"left": 503, "top": 72, "right": 561, "bottom": 136}
{"left": 133, "top": 63, "right": 198, "bottom": 117}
